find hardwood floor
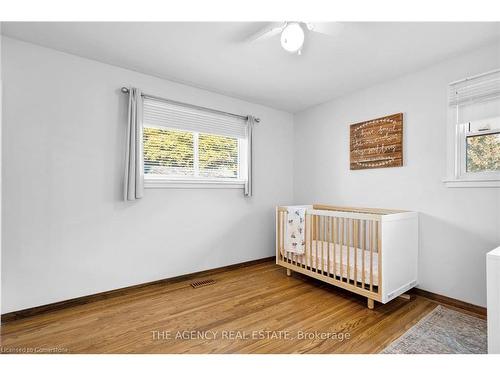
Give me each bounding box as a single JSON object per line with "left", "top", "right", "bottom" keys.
{"left": 1, "top": 261, "right": 445, "bottom": 353}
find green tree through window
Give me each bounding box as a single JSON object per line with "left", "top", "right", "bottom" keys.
{"left": 144, "top": 128, "right": 194, "bottom": 176}
{"left": 466, "top": 133, "right": 500, "bottom": 173}
{"left": 199, "top": 133, "right": 238, "bottom": 178}
{"left": 143, "top": 127, "right": 239, "bottom": 178}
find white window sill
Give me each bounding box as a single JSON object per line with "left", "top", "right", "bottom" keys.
{"left": 144, "top": 178, "right": 246, "bottom": 189}
{"left": 442, "top": 178, "right": 500, "bottom": 188}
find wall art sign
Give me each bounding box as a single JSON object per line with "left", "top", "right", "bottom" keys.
{"left": 350, "top": 113, "right": 403, "bottom": 170}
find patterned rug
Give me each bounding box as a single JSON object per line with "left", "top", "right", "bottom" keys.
{"left": 381, "top": 305, "right": 487, "bottom": 354}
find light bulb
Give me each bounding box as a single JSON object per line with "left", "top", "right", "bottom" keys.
{"left": 280, "top": 22, "right": 304, "bottom": 54}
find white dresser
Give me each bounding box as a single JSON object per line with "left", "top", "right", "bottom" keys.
{"left": 487, "top": 246, "right": 500, "bottom": 354}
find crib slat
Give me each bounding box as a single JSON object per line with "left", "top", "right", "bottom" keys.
{"left": 318, "top": 215, "right": 321, "bottom": 274}
{"left": 330, "top": 217, "right": 334, "bottom": 278}
{"left": 308, "top": 214, "right": 312, "bottom": 269}
{"left": 306, "top": 215, "right": 311, "bottom": 268}
{"left": 282, "top": 211, "right": 285, "bottom": 262}
{"left": 318, "top": 216, "right": 322, "bottom": 274}
{"left": 276, "top": 212, "right": 281, "bottom": 260}
{"left": 303, "top": 215, "right": 306, "bottom": 270}
{"left": 279, "top": 211, "right": 282, "bottom": 261}
{"left": 311, "top": 214, "right": 315, "bottom": 270}
{"left": 283, "top": 211, "right": 287, "bottom": 265}
{"left": 337, "top": 217, "right": 341, "bottom": 281}
{"left": 354, "top": 219, "right": 358, "bottom": 287}
{"left": 278, "top": 212, "right": 285, "bottom": 261}
{"left": 318, "top": 215, "right": 322, "bottom": 274}
{"left": 340, "top": 217, "right": 344, "bottom": 283}
{"left": 346, "top": 218, "right": 350, "bottom": 284}
{"left": 282, "top": 211, "right": 286, "bottom": 264}
{"left": 303, "top": 213, "right": 307, "bottom": 268}
{"left": 295, "top": 212, "right": 299, "bottom": 266}
{"left": 315, "top": 215, "right": 319, "bottom": 272}
{"left": 321, "top": 216, "right": 326, "bottom": 273}
{"left": 285, "top": 212, "right": 289, "bottom": 264}
{"left": 302, "top": 214, "right": 306, "bottom": 270}
{"left": 323, "top": 215, "right": 327, "bottom": 274}
{"left": 284, "top": 211, "right": 287, "bottom": 263}
{"left": 301, "top": 215, "right": 305, "bottom": 270}
{"left": 312, "top": 215, "right": 315, "bottom": 271}
{"left": 292, "top": 214, "right": 297, "bottom": 266}
{"left": 318, "top": 215, "right": 322, "bottom": 275}
{"left": 327, "top": 216, "right": 331, "bottom": 276}
{"left": 370, "top": 220, "right": 374, "bottom": 292}
{"left": 315, "top": 215, "right": 318, "bottom": 273}
{"left": 362, "top": 220, "right": 366, "bottom": 289}
{"left": 288, "top": 211, "right": 293, "bottom": 266}
{"left": 309, "top": 215, "right": 314, "bottom": 269}
{"left": 334, "top": 217, "right": 337, "bottom": 278}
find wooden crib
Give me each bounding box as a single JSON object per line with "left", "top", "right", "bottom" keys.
{"left": 276, "top": 204, "right": 418, "bottom": 309}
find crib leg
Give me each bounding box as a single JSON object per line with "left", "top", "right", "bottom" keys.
{"left": 367, "top": 298, "right": 375, "bottom": 309}
{"left": 286, "top": 269, "right": 292, "bottom": 277}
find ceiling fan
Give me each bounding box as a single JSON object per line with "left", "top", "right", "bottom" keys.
{"left": 245, "top": 21, "right": 343, "bottom": 55}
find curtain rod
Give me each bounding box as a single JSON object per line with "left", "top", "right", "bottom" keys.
{"left": 121, "top": 87, "right": 260, "bottom": 123}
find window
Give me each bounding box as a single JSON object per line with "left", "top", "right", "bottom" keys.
{"left": 198, "top": 133, "right": 239, "bottom": 179}
{"left": 465, "top": 124, "right": 500, "bottom": 174}
{"left": 144, "top": 127, "right": 194, "bottom": 177}
{"left": 142, "top": 97, "right": 248, "bottom": 188}
{"left": 445, "top": 69, "right": 500, "bottom": 187}
{"left": 456, "top": 117, "right": 500, "bottom": 179}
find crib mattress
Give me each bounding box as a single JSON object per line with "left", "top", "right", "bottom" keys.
{"left": 283, "top": 240, "right": 379, "bottom": 286}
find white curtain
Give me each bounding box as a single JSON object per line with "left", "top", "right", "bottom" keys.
{"left": 244, "top": 115, "right": 255, "bottom": 197}
{"left": 124, "top": 87, "right": 144, "bottom": 201}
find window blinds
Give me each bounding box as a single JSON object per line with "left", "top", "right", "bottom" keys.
{"left": 449, "top": 69, "right": 500, "bottom": 106}
{"left": 143, "top": 96, "right": 247, "bottom": 139}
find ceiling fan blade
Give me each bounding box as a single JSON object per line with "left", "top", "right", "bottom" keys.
{"left": 308, "top": 22, "right": 344, "bottom": 37}
{"left": 245, "top": 22, "right": 285, "bottom": 42}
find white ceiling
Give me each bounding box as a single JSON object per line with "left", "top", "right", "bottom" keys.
{"left": 2, "top": 22, "right": 500, "bottom": 112}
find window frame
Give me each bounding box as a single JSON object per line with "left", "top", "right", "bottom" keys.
{"left": 444, "top": 118, "right": 500, "bottom": 188}
{"left": 143, "top": 126, "right": 248, "bottom": 189}
{"left": 461, "top": 126, "right": 500, "bottom": 178}
{"left": 444, "top": 68, "right": 500, "bottom": 189}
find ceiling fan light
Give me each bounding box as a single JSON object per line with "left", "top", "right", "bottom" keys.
{"left": 280, "top": 22, "right": 304, "bottom": 53}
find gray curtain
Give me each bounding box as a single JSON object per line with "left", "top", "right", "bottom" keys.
{"left": 244, "top": 115, "right": 255, "bottom": 197}
{"left": 124, "top": 87, "right": 144, "bottom": 201}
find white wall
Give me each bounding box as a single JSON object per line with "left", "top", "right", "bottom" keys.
{"left": 1, "top": 37, "right": 294, "bottom": 313}
{"left": 294, "top": 42, "right": 500, "bottom": 307}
